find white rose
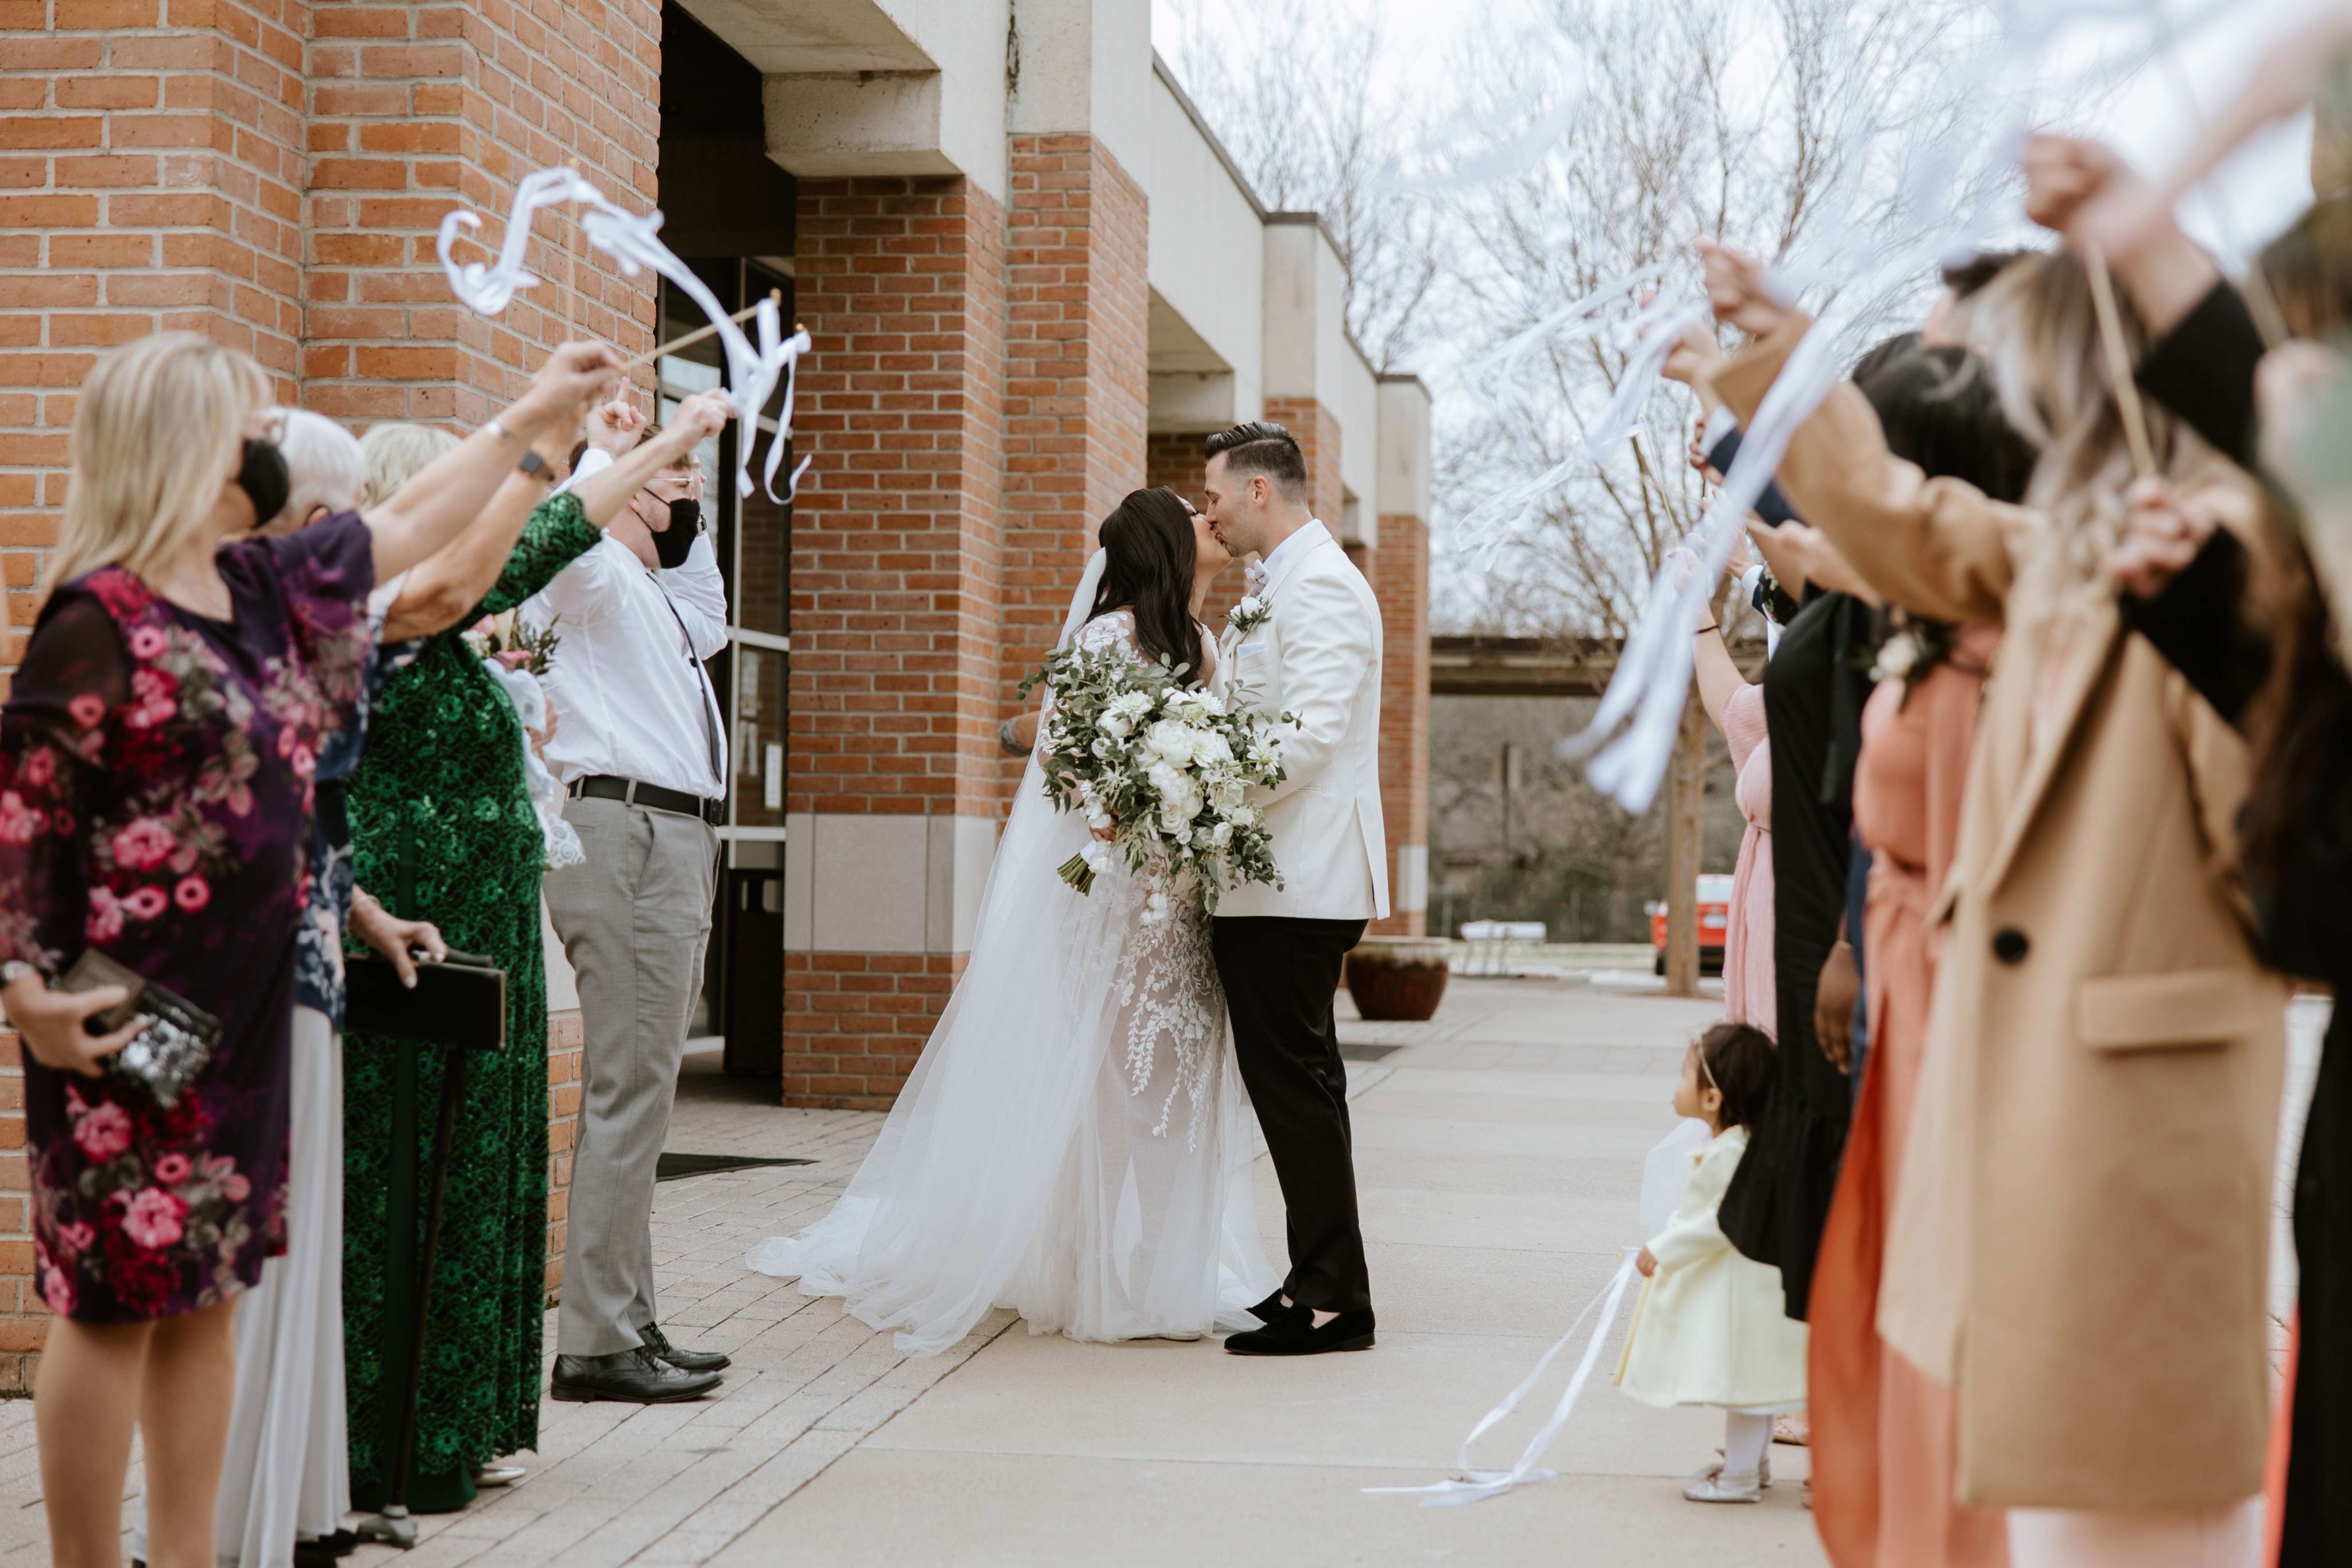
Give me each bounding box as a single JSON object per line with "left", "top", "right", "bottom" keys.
{"left": 1233, "top": 594, "right": 1264, "bottom": 621}
{"left": 1191, "top": 730, "right": 1233, "bottom": 767}
{"left": 1098, "top": 710, "right": 1132, "bottom": 740}
{"left": 1145, "top": 761, "right": 1187, "bottom": 800}
{"left": 1210, "top": 820, "right": 1234, "bottom": 849}
{"left": 1143, "top": 719, "right": 1199, "bottom": 766}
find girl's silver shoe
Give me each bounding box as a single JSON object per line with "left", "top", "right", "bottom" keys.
{"left": 1697, "top": 1451, "right": 1770, "bottom": 1487}
{"left": 1684, "top": 1469, "right": 1764, "bottom": 1504}
{"left": 475, "top": 1464, "right": 528, "bottom": 1487}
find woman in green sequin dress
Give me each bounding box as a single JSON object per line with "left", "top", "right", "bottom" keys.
{"left": 342, "top": 401, "right": 734, "bottom": 1512}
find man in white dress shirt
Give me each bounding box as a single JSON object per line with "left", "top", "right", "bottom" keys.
{"left": 1198, "top": 421, "right": 1390, "bottom": 1358}
{"left": 530, "top": 406, "right": 737, "bottom": 1403}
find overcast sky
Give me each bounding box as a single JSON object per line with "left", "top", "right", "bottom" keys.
{"left": 1151, "top": 0, "right": 2332, "bottom": 269}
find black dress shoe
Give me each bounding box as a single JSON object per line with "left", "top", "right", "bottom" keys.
{"left": 1247, "top": 1289, "right": 1296, "bottom": 1323}
{"left": 640, "top": 1321, "right": 731, "bottom": 1373}
{"left": 1225, "top": 1306, "right": 1375, "bottom": 1356}
{"left": 550, "top": 1346, "right": 721, "bottom": 1403}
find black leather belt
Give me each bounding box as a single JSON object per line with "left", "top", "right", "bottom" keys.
{"left": 570, "top": 774, "right": 725, "bottom": 826}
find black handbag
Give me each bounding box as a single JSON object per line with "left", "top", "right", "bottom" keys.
{"left": 343, "top": 947, "right": 506, "bottom": 1052}
{"left": 57, "top": 948, "right": 222, "bottom": 1109}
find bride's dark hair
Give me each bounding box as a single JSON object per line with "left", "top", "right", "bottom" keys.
{"left": 1090, "top": 486, "right": 1204, "bottom": 682}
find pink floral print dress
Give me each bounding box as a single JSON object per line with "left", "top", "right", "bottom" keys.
{"left": 0, "top": 517, "right": 372, "bottom": 1322}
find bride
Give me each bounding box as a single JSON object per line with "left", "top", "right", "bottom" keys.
{"left": 748, "top": 486, "right": 1279, "bottom": 1354}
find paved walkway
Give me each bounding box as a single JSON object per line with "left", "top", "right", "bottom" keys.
{"left": 1, "top": 975, "right": 2323, "bottom": 1565}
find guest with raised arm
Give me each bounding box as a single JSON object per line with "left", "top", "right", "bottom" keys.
{"left": 2030, "top": 132, "right": 2352, "bottom": 1568}
{"left": 339, "top": 389, "right": 735, "bottom": 1512}
{"left": 1700, "top": 237, "right": 2282, "bottom": 1567}
{"left": 527, "top": 407, "right": 742, "bottom": 1404}
{"left": 0, "top": 331, "right": 614, "bottom": 1568}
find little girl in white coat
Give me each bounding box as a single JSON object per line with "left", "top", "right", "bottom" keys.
{"left": 1615, "top": 1022, "right": 1809, "bottom": 1503}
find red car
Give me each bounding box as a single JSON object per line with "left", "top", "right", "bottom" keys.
{"left": 1648, "top": 873, "right": 1734, "bottom": 975}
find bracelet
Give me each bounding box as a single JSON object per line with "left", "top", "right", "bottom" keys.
{"left": 996, "top": 717, "right": 1028, "bottom": 758}
{"left": 485, "top": 416, "right": 519, "bottom": 445}
{"left": 1693, "top": 622, "right": 1717, "bottom": 635}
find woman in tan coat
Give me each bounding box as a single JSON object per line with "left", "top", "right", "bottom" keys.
{"left": 1700, "top": 247, "right": 2285, "bottom": 1567}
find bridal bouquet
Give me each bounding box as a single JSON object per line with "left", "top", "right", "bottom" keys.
{"left": 1019, "top": 645, "right": 1294, "bottom": 917}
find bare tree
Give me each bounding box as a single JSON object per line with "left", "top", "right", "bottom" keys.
{"left": 1165, "top": 0, "right": 1442, "bottom": 371}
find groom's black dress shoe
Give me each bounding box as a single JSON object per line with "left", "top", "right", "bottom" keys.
{"left": 1247, "top": 1289, "right": 1295, "bottom": 1323}
{"left": 640, "top": 1321, "right": 731, "bottom": 1372}
{"left": 1224, "top": 1306, "right": 1375, "bottom": 1356}
{"left": 550, "top": 1346, "right": 721, "bottom": 1403}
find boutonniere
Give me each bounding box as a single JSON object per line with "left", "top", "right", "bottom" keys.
{"left": 1227, "top": 592, "right": 1273, "bottom": 637}
{"left": 1863, "top": 618, "right": 1951, "bottom": 690}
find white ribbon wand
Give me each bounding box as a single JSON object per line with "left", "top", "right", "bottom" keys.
{"left": 1365, "top": 1249, "right": 1643, "bottom": 1507}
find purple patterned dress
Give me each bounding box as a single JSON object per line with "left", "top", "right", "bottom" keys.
{"left": 0, "top": 516, "right": 372, "bottom": 1323}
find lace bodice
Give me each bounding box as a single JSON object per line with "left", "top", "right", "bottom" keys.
{"left": 1073, "top": 609, "right": 1218, "bottom": 684}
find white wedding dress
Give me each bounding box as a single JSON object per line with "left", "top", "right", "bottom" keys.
{"left": 747, "top": 564, "right": 1278, "bottom": 1355}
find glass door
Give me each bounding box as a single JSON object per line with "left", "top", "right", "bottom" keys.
{"left": 656, "top": 260, "right": 792, "bottom": 1073}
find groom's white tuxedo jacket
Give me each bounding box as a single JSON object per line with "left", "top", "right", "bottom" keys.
{"left": 1214, "top": 520, "right": 1390, "bottom": 922}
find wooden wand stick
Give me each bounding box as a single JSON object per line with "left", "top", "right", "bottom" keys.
{"left": 2083, "top": 242, "right": 2157, "bottom": 481}
{"left": 616, "top": 289, "right": 789, "bottom": 375}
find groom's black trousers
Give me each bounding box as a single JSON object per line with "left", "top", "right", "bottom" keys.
{"left": 1212, "top": 915, "right": 1372, "bottom": 1315}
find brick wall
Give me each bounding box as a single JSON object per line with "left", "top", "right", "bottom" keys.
{"left": 302, "top": 0, "right": 660, "bottom": 426}
{"left": 0, "top": 0, "right": 314, "bottom": 655}
{"left": 1369, "top": 514, "right": 1429, "bottom": 937}
{"left": 783, "top": 173, "right": 1006, "bottom": 1109}
{"left": 997, "top": 134, "right": 1148, "bottom": 795}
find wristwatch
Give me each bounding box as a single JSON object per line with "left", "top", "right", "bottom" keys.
{"left": 517, "top": 449, "right": 552, "bottom": 482}
{"left": 0, "top": 960, "right": 38, "bottom": 990}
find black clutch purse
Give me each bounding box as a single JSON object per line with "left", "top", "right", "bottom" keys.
{"left": 57, "top": 949, "right": 222, "bottom": 1109}
{"left": 343, "top": 948, "right": 506, "bottom": 1052}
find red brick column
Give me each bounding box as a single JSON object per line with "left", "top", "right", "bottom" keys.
{"left": 1261, "top": 396, "right": 1343, "bottom": 535}
{"left": 784, "top": 175, "right": 1007, "bottom": 1109}
{"left": 1369, "top": 514, "right": 1430, "bottom": 936}
{"left": 997, "top": 135, "right": 1148, "bottom": 785}
{"left": 301, "top": 0, "right": 658, "bottom": 1300}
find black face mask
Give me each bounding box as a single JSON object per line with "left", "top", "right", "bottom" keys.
{"left": 236, "top": 437, "right": 290, "bottom": 528}
{"left": 652, "top": 495, "right": 702, "bottom": 570}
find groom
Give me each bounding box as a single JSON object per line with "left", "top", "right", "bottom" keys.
{"left": 1201, "top": 421, "right": 1389, "bottom": 1357}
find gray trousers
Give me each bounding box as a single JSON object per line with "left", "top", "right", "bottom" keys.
{"left": 544, "top": 795, "right": 719, "bottom": 1357}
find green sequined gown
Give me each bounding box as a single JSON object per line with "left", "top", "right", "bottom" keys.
{"left": 343, "top": 495, "right": 598, "bottom": 1512}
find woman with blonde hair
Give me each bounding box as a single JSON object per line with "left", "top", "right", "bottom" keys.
{"left": 0, "top": 330, "right": 615, "bottom": 1568}
{"left": 1700, "top": 242, "right": 2284, "bottom": 1567}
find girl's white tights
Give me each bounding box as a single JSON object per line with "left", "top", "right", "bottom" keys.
{"left": 1722, "top": 1411, "right": 1773, "bottom": 1478}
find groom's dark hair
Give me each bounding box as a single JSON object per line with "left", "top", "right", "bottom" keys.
{"left": 1205, "top": 421, "right": 1308, "bottom": 502}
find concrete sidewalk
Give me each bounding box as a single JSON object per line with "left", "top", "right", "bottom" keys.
{"left": 700, "top": 977, "right": 1826, "bottom": 1567}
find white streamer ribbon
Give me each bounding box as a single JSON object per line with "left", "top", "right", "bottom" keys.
{"left": 1375, "top": 29, "right": 1588, "bottom": 194}
{"left": 1366, "top": 1249, "right": 1643, "bottom": 1507}
{"left": 439, "top": 168, "right": 815, "bottom": 502}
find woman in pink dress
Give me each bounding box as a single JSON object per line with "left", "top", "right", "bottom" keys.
{"left": 1689, "top": 549, "right": 1774, "bottom": 1035}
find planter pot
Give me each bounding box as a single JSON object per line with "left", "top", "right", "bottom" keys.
{"left": 1344, "top": 936, "right": 1452, "bottom": 1023}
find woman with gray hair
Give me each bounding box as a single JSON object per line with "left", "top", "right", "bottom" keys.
{"left": 339, "top": 392, "right": 733, "bottom": 1513}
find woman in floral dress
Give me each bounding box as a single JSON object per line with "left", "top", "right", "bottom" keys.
{"left": 341, "top": 397, "right": 734, "bottom": 1513}
{"left": 0, "top": 332, "right": 616, "bottom": 1568}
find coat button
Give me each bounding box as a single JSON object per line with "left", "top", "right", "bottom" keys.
{"left": 1992, "top": 927, "right": 2030, "bottom": 964}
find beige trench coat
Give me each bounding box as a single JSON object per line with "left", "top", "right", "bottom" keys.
{"left": 1713, "top": 320, "right": 2287, "bottom": 1511}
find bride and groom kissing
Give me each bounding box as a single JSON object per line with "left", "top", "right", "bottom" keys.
{"left": 748, "top": 421, "right": 1390, "bottom": 1358}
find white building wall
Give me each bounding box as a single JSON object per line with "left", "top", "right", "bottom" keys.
{"left": 1143, "top": 63, "right": 1264, "bottom": 426}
